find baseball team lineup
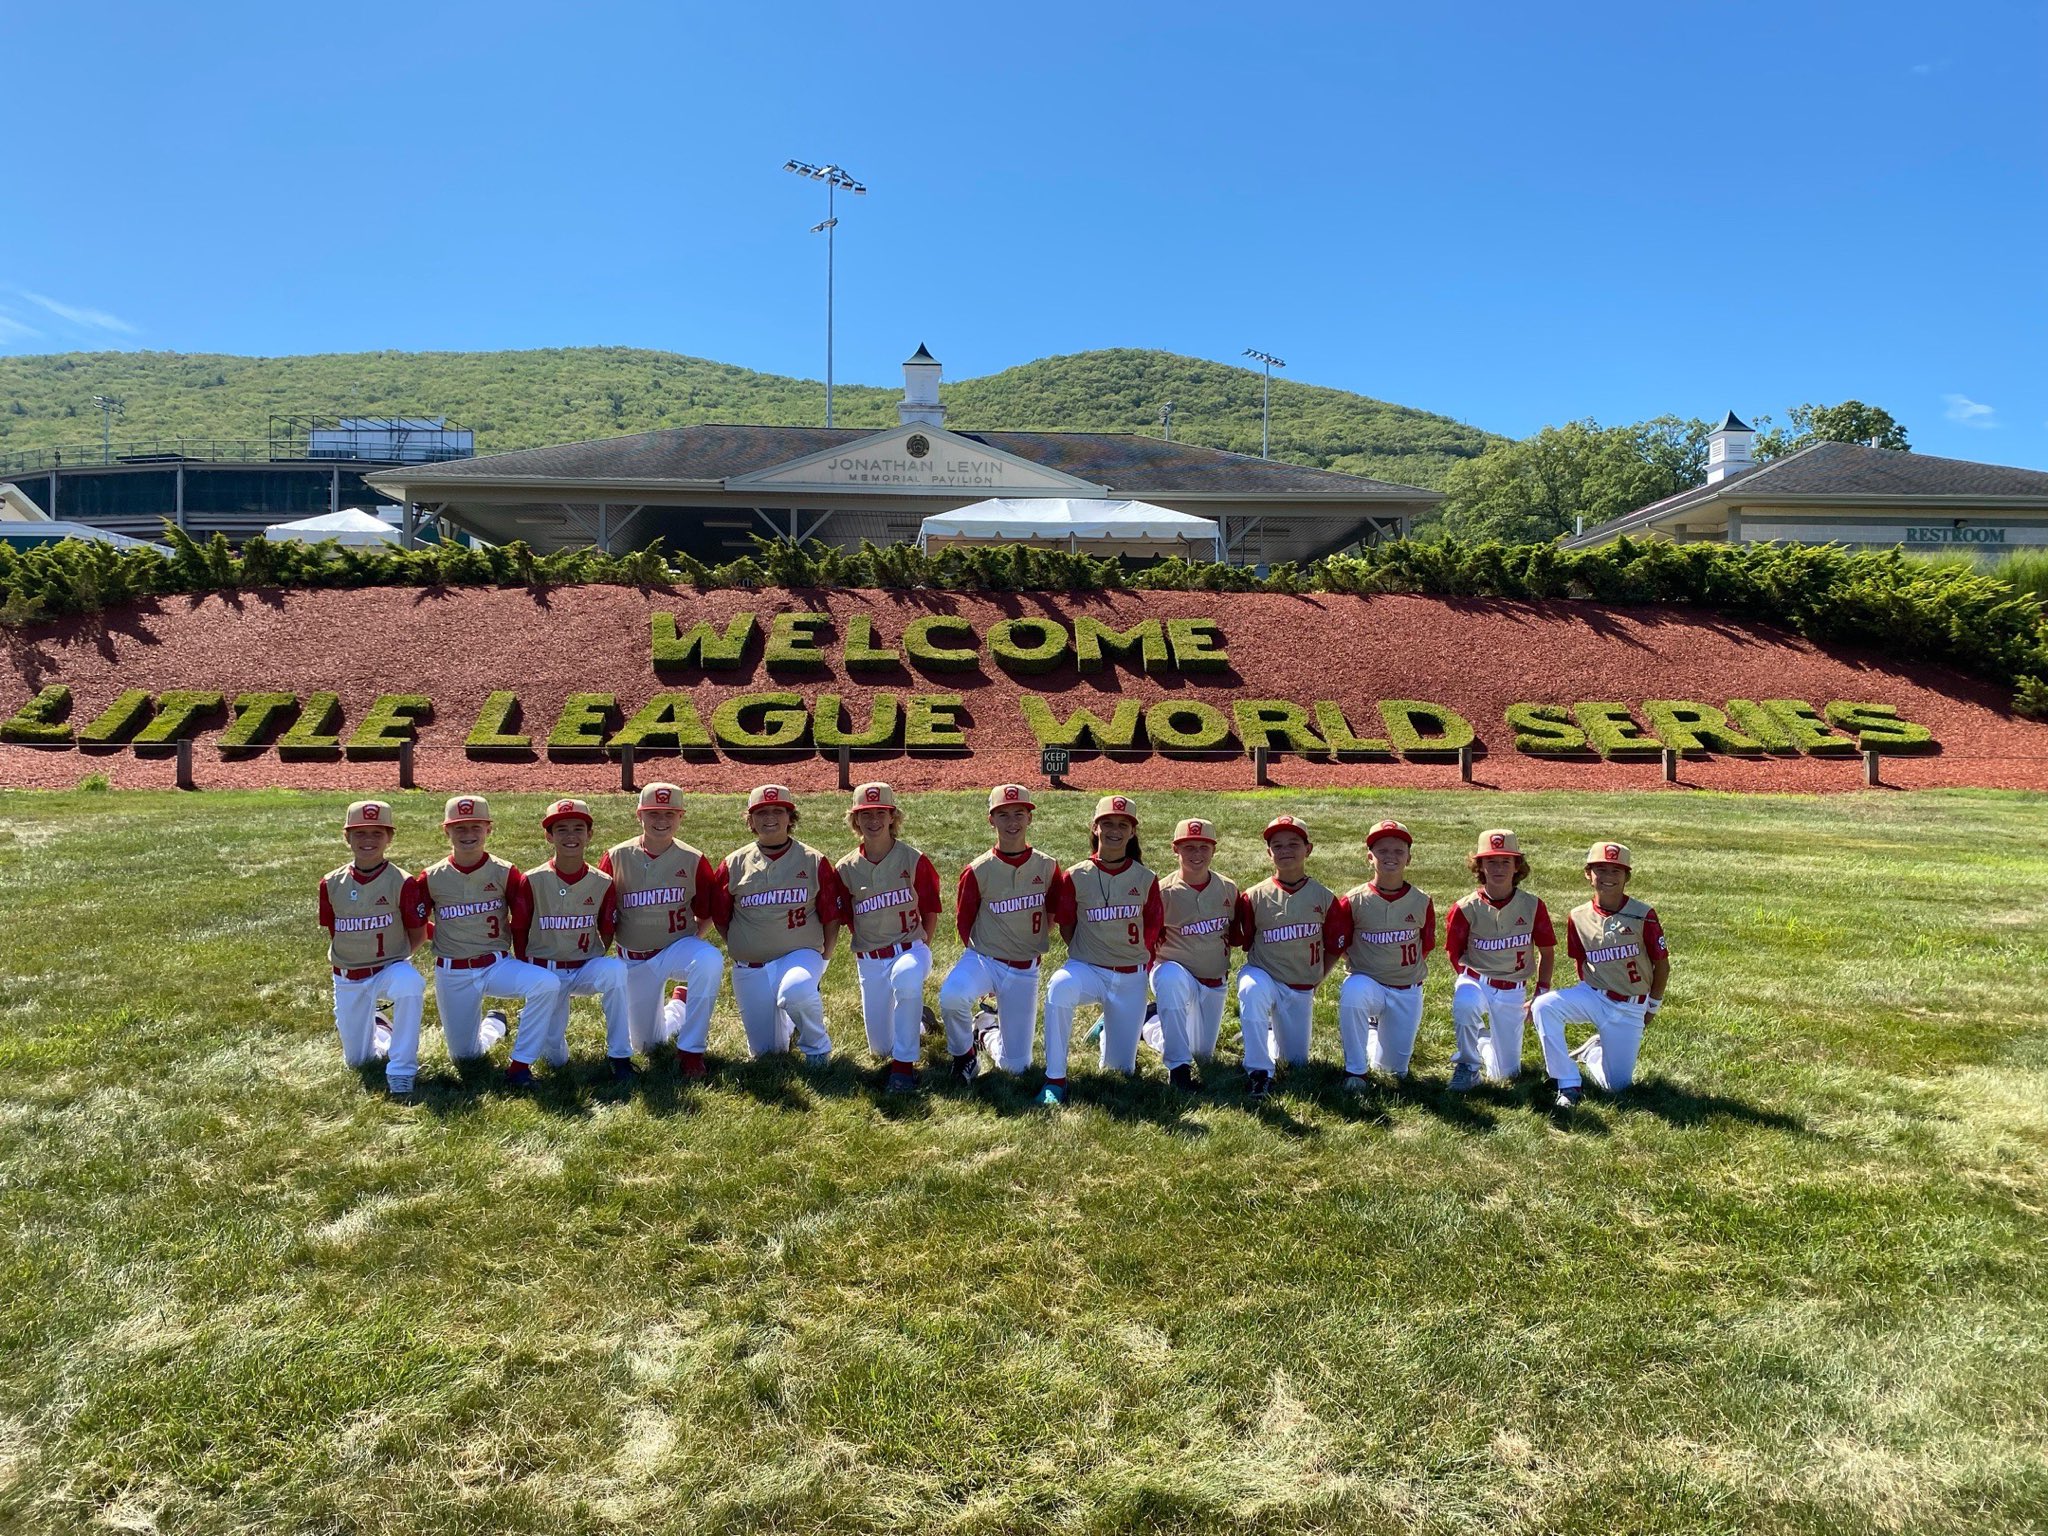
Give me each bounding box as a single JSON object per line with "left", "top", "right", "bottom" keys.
{"left": 321, "top": 782, "right": 1672, "bottom": 1113}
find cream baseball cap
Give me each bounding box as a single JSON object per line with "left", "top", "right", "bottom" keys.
{"left": 1262, "top": 814, "right": 1312, "bottom": 848}
{"left": 1366, "top": 819, "right": 1412, "bottom": 848}
{"left": 1172, "top": 817, "right": 1218, "bottom": 845}
{"left": 987, "top": 784, "right": 1034, "bottom": 813}
{"left": 850, "top": 782, "right": 898, "bottom": 811}
{"left": 746, "top": 784, "right": 794, "bottom": 811}
{"left": 1474, "top": 828, "right": 1520, "bottom": 857}
{"left": 344, "top": 800, "right": 392, "bottom": 831}
{"left": 1585, "top": 839, "right": 1632, "bottom": 869}
{"left": 1092, "top": 794, "right": 1138, "bottom": 825}
{"left": 443, "top": 794, "right": 490, "bottom": 826}
{"left": 637, "top": 782, "right": 683, "bottom": 812}
{"left": 542, "top": 797, "right": 593, "bottom": 831}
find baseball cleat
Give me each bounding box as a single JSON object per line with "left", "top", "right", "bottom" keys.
{"left": 1168, "top": 1063, "right": 1200, "bottom": 1092}
{"left": 951, "top": 1051, "right": 982, "bottom": 1085}
{"left": 385, "top": 1075, "right": 415, "bottom": 1101}
{"left": 480, "top": 1010, "right": 509, "bottom": 1051}
{"left": 1343, "top": 1072, "right": 1371, "bottom": 1094}
{"left": 885, "top": 1071, "right": 920, "bottom": 1096}
{"left": 1035, "top": 1082, "right": 1069, "bottom": 1108}
{"left": 802, "top": 1049, "right": 833, "bottom": 1069}
{"left": 1246, "top": 1069, "right": 1272, "bottom": 1102}
{"left": 608, "top": 1055, "right": 638, "bottom": 1081}
{"left": 921, "top": 1004, "right": 941, "bottom": 1037}
{"left": 371, "top": 1014, "right": 393, "bottom": 1060}
{"left": 675, "top": 1048, "right": 707, "bottom": 1080}
{"left": 1554, "top": 1084, "right": 1584, "bottom": 1111}
{"left": 503, "top": 1061, "right": 534, "bottom": 1088}
{"left": 1083, "top": 1019, "right": 1105, "bottom": 1046}
{"left": 1447, "top": 1063, "right": 1482, "bottom": 1093}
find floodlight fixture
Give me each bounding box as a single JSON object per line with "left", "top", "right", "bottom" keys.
{"left": 91, "top": 394, "right": 124, "bottom": 464}
{"left": 784, "top": 158, "right": 869, "bottom": 426}
{"left": 1243, "top": 349, "right": 1287, "bottom": 458}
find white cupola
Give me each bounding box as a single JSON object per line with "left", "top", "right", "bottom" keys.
{"left": 1706, "top": 410, "right": 1755, "bottom": 483}
{"left": 899, "top": 343, "right": 945, "bottom": 427}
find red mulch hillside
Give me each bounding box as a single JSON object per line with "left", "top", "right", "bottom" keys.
{"left": 3, "top": 586, "right": 2045, "bottom": 792}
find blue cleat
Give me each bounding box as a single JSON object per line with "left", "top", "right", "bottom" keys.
{"left": 1036, "top": 1081, "right": 1069, "bottom": 1108}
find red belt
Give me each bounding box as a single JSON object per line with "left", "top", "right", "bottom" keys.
{"left": 976, "top": 952, "right": 1036, "bottom": 970}
{"left": 436, "top": 952, "right": 505, "bottom": 971}
{"left": 533, "top": 957, "right": 588, "bottom": 971}
{"left": 1604, "top": 989, "right": 1647, "bottom": 1004}
{"left": 860, "top": 939, "right": 916, "bottom": 961}
{"left": 1461, "top": 970, "right": 1522, "bottom": 990}
{"left": 1197, "top": 976, "right": 1223, "bottom": 990}
{"left": 620, "top": 945, "right": 664, "bottom": 961}
{"left": 1284, "top": 981, "right": 1318, "bottom": 993}
{"left": 1099, "top": 964, "right": 1142, "bottom": 975}
{"left": 1380, "top": 980, "right": 1418, "bottom": 991}
{"left": 333, "top": 960, "right": 394, "bottom": 982}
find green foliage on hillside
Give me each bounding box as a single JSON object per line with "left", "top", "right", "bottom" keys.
{"left": 0, "top": 347, "right": 1499, "bottom": 489}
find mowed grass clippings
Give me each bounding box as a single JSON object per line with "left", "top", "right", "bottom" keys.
{"left": 0, "top": 787, "right": 2044, "bottom": 1535}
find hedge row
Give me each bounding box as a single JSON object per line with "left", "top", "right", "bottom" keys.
{"left": 3, "top": 527, "right": 2043, "bottom": 715}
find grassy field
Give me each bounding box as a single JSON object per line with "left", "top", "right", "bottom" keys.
{"left": 1, "top": 787, "right": 2045, "bottom": 1535}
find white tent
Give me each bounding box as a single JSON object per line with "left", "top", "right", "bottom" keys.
{"left": 262, "top": 508, "right": 402, "bottom": 547}
{"left": 918, "top": 498, "right": 1221, "bottom": 560}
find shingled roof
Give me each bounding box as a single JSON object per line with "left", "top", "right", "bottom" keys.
{"left": 366, "top": 424, "right": 1439, "bottom": 499}
{"left": 1566, "top": 440, "right": 2048, "bottom": 546}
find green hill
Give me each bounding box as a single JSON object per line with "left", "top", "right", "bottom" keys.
{"left": 0, "top": 346, "right": 1500, "bottom": 489}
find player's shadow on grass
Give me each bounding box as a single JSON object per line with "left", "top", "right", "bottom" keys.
{"left": 1605, "top": 1077, "right": 1807, "bottom": 1133}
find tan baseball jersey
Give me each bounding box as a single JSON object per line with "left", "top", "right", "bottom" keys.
{"left": 1338, "top": 881, "right": 1436, "bottom": 986}
{"left": 1063, "top": 857, "right": 1162, "bottom": 969}
{"left": 410, "top": 855, "right": 518, "bottom": 961}
{"left": 1567, "top": 897, "right": 1665, "bottom": 996}
{"left": 1239, "top": 876, "right": 1337, "bottom": 988}
{"left": 717, "top": 840, "right": 831, "bottom": 964}
{"left": 835, "top": 841, "right": 932, "bottom": 954}
{"left": 959, "top": 848, "right": 1059, "bottom": 963}
{"left": 1449, "top": 888, "right": 1550, "bottom": 980}
{"left": 321, "top": 861, "right": 409, "bottom": 969}
{"left": 604, "top": 837, "right": 712, "bottom": 955}
{"left": 523, "top": 862, "right": 615, "bottom": 963}
{"left": 1156, "top": 871, "right": 1238, "bottom": 980}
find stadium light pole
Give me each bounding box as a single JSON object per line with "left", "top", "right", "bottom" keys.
{"left": 92, "top": 394, "right": 123, "bottom": 464}
{"left": 783, "top": 159, "right": 867, "bottom": 428}
{"left": 1243, "top": 350, "right": 1285, "bottom": 459}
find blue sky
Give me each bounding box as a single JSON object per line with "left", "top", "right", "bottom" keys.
{"left": 5, "top": 0, "right": 2042, "bottom": 464}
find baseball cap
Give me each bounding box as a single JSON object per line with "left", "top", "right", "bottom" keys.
{"left": 1474, "top": 829, "right": 1520, "bottom": 857}
{"left": 1092, "top": 794, "right": 1138, "bottom": 825}
{"left": 987, "top": 784, "right": 1034, "bottom": 813}
{"left": 443, "top": 794, "right": 490, "bottom": 826}
{"left": 344, "top": 800, "right": 392, "bottom": 831}
{"left": 1366, "top": 819, "right": 1412, "bottom": 849}
{"left": 1172, "top": 817, "right": 1217, "bottom": 845}
{"left": 1262, "top": 814, "right": 1312, "bottom": 847}
{"left": 542, "top": 797, "right": 593, "bottom": 831}
{"left": 1585, "top": 839, "right": 1632, "bottom": 869}
{"left": 746, "top": 784, "right": 794, "bottom": 812}
{"left": 637, "top": 782, "right": 683, "bottom": 812}
{"left": 850, "top": 781, "right": 898, "bottom": 811}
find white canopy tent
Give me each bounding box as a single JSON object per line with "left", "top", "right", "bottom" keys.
{"left": 262, "top": 508, "right": 401, "bottom": 547}
{"left": 917, "top": 498, "right": 1221, "bottom": 560}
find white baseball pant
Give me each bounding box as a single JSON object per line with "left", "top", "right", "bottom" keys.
{"left": 433, "top": 954, "right": 563, "bottom": 1062}
{"left": 332, "top": 958, "right": 426, "bottom": 1090}
{"left": 1144, "top": 961, "right": 1227, "bottom": 1068}
{"left": 854, "top": 940, "right": 932, "bottom": 1064}
{"left": 527, "top": 956, "right": 633, "bottom": 1063}
{"left": 939, "top": 949, "right": 1042, "bottom": 1073}
{"left": 1044, "top": 960, "right": 1150, "bottom": 1076}
{"left": 622, "top": 935, "right": 725, "bottom": 1052}
{"left": 730, "top": 949, "right": 830, "bottom": 1059}
{"left": 1451, "top": 972, "right": 1530, "bottom": 1080}
{"left": 1337, "top": 973, "right": 1426, "bottom": 1077}
{"left": 1533, "top": 982, "right": 1648, "bottom": 1093}
{"left": 1237, "top": 965, "right": 1317, "bottom": 1074}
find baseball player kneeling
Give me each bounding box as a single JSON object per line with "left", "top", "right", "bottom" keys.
{"left": 939, "top": 785, "right": 1065, "bottom": 1082}
{"left": 1329, "top": 819, "right": 1437, "bottom": 1088}
{"left": 1232, "top": 815, "right": 1342, "bottom": 1100}
{"left": 1444, "top": 829, "right": 1555, "bottom": 1091}
{"left": 1141, "top": 817, "right": 1239, "bottom": 1091}
{"left": 833, "top": 782, "right": 942, "bottom": 1094}
{"left": 514, "top": 798, "right": 634, "bottom": 1081}
{"left": 401, "top": 795, "right": 564, "bottom": 1080}
{"left": 708, "top": 785, "right": 845, "bottom": 1063}
{"left": 318, "top": 800, "right": 427, "bottom": 1098}
{"left": 599, "top": 782, "right": 724, "bottom": 1078}
{"left": 1532, "top": 840, "right": 1669, "bottom": 1110}
{"left": 1039, "top": 795, "right": 1164, "bottom": 1106}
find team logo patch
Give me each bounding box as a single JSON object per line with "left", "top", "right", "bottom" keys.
{"left": 1490, "top": 834, "right": 1506, "bottom": 851}
{"left": 1605, "top": 844, "right": 1622, "bottom": 861}
{"left": 458, "top": 800, "right": 475, "bottom": 817}
{"left": 364, "top": 806, "right": 380, "bottom": 821}
{"left": 865, "top": 788, "right": 882, "bottom": 803}
{"left": 655, "top": 789, "right": 672, "bottom": 804}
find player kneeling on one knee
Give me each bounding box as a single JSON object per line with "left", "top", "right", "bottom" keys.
{"left": 318, "top": 800, "right": 427, "bottom": 1098}
{"left": 1233, "top": 815, "right": 1342, "bottom": 1100}
{"left": 599, "top": 782, "right": 723, "bottom": 1079}
{"left": 514, "top": 798, "right": 634, "bottom": 1081}
{"left": 402, "top": 795, "right": 564, "bottom": 1084}
{"left": 1329, "top": 820, "right": 1436, "bottom": 1090}
{"left": 1532, "top": 841, "right": 1669, "bottom": 1110}
{"left": 1444, "top": 830, "right": 1555, "bottom": 1091}
{"left": 1039, "top": 796, "right": 1165, "bottom": 1106}
{"left": 832, "top": 782, "right": 942, "bottom": 1095}
{"left": 1142, "top": 817, "right": 1238, "bottom": 1092}
{"left": 709, "top": 786, "right": 845, "bottom": 1064}
{"left": 939, "top": 785, "right": 1065, "bottom": 1084}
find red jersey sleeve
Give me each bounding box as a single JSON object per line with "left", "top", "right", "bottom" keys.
{"left": 815, "top": 857, "right": 846, "bottom": 924}
{"left": 1642, "top": 909, "right": 1667, "bottom": 958}
{"left": 507, "top": 867, "right": 534, "bottom": 958}
{"left": 318, "top": 879, "right": 336, "bottom": 932}
{"left": 1420, "top": 896, "right": 1437, "bottom": 956}
{"left": 954, "top": 865, "right": 981, "bottom": 946}
{"left": 1444, "top": 902, "right": 1470, "bottom": 969}
{"left": 400, "top": 871, "right": 432, "bottom": 930}
{"left": 694, "top": 854, "right": 715, "bottom": 922}
{"left": 914, "top": 854, "right": 942, "bottom": 919}
{"left": 708, "top": 857, "right": 734, "bottom": 934}
{"left": 1142, "top": 878, "right": 1165, "bottom": 960}
{"left": 1531, "top": 899, "right": 1555, "bottom": 947}
{"left": 1326, "top": 895, "right": 1355, "bottom": 955}
{"left": 1229, "top": 892, "right": 1254, "bottom": 950}
{"left": 1052, "top": 867, "right": 1077, "bottom": 943}
{"left": 598, "top": 882, "right": 619, "bottom": 947}
{"left": 596, "top": 850, "right": 614, "bottom": 877}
